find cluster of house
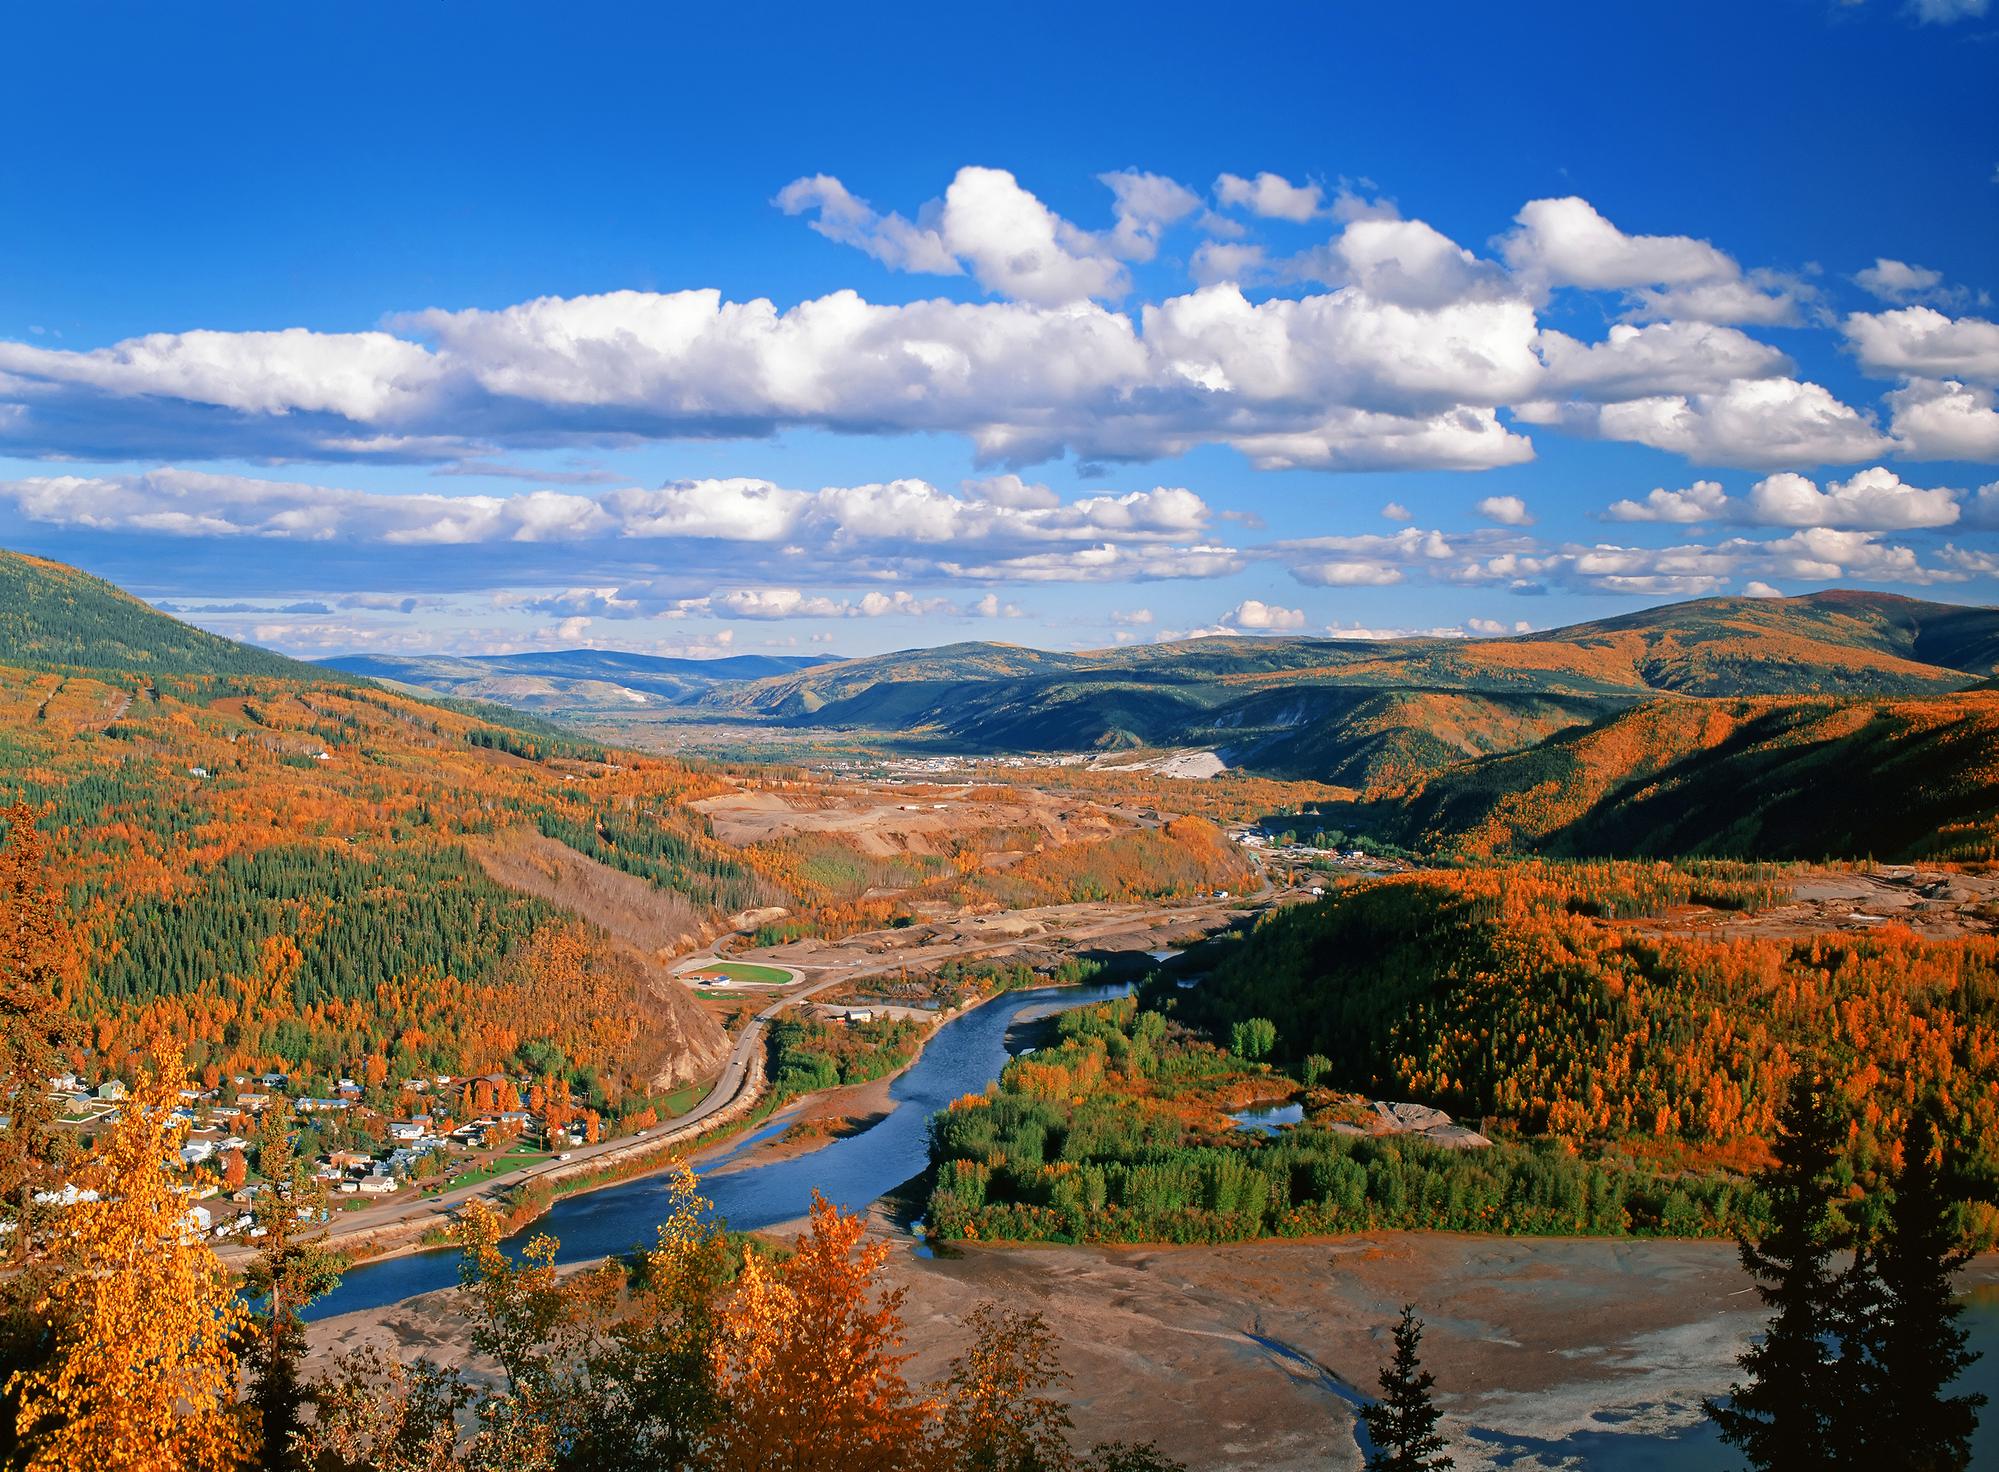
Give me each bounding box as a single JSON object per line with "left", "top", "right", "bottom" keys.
{"left": 1234, "top": 827, "right": 1403, "bottom": 886}
{"left": 46, "top": 1066, "right": 581, "bottom": 1239}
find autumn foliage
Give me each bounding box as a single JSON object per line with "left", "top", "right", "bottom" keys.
{"left": 9, "top": 1071, "right": 252, "bottom": 1472}
{"left": 301, "top": 1174, "right": 1182, "bottom": 1472}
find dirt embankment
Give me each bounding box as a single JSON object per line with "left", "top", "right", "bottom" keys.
{"left": 471, "top": 828, "right": 707, "bottom": 953}
{"left": 310, "top": 1232, "right": 1998, "bottom": 1471}
{"left": 470, "top": 829, "right": 729, "bottom": 1088}
{"left": 690, "top": 786, "right": 1120, "bottom": 858}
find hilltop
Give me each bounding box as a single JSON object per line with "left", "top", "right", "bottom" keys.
{"left": 318, "top": 648, "right": 836, "bottom": 713}
{"left": 692, "top": 591, "right": 1998, "bottom": 784}
{"left": 0, "top": 550, "right": 317, "bottom": 679}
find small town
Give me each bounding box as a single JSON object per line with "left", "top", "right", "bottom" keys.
{"left": 46, "top": 1065, "right": 599, "bottom": 1239}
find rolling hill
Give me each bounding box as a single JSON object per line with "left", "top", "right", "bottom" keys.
{"left": 0, "top": 549, "right": 742, "bottom": 1111}
{"left": 318, "top": 648, "right": 837, "bottom": 712}
{"left": 1380, "top": 689, "right": 1999, "bottom": 862}
{"left": 693, "top": 591, "right": 1999, "bottom": 784}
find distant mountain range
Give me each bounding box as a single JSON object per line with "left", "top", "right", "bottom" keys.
{"left": 2, "top": 548, "right": 1995, "bottom": 863}
{"left": 688, "top": 590, "right": 1999, "bottom": 786}
{"left": 298, "top": 589, "right": 1999, "bottom": 795}
{"left": 316, "top": 650, "right": 838, "bottom": 711}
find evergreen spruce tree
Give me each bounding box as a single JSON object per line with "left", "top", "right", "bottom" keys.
{"left": 1848, "top": 1108, "right": 1986, "bottom": 1471}
{"left": 1360, "top": 1305, "right": 1453, "bottom": 1472}
{"left": 1705, "top": 1074, "right": 1852, "bottom": 1471}
{"left": 243, "top": 1115, "right": 344, "bottom": 1470}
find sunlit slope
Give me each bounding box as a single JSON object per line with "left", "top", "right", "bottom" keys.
{"left": 700, "top": 592, "right": 1997, "bottom": 782}
{"left": 0, "top": 549, "right": 740, "bottom": 1099}
{"left": 1390, "top": 690, "right": 1999, "bottom": 861}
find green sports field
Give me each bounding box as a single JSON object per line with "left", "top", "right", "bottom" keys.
{"left": 686, "top": 960, "right": 792, "bottom": 985}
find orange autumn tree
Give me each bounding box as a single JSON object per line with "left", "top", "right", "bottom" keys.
{"left": 0, "top": 800, "right": 82, "bottom": 1459}
{"left": 711, "top": 1191, "right": 933, "bottom": 1472}
{"left": 10, "top": 1069, "right": 253, "bottom": 1472}
{"left": 0, "top": 800, "right": 79, "bottom": 1257}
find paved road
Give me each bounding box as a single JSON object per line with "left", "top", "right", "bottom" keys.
{"left": 224, "top": 871, "right": 1285, "bottom": 1264}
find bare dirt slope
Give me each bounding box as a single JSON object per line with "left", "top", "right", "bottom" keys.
{"left": 691, "top": 784, "right": 1120, "bottom": 857}
{"left": 470, "top": 829, "right": 728, "bottom": 1088}
{"left": 607, "top": 947, "right": 731, "bottom": 1089}
{"left": 471, "top": 828, "right": 707, "bottom": 954}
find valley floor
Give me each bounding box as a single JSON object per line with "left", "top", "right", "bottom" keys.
{"left": 301, "top": 1226, "right": 1999, "bottom": 1472}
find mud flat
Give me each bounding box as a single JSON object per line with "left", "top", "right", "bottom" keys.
{"left": 302, "top": 1232, "right": 1999, "bottom": 1471}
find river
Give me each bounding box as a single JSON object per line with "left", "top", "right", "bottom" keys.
{"left": 306, "top": 979, "right": 1999, "bottom": 1468}
{"left": 308, "top": 978, "right": 1133, "bottom": 1319}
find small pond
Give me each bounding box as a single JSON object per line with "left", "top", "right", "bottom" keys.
{"left": 1227, "top": 1101, "right": 1305, "bottom": 1135}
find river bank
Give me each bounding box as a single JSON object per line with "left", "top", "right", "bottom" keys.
{"left": 296, "top": 971, "right": 1999, "bottom": 1469}
{"left": 304, "top": 976, "right": 1138, "bottom": 1317}
{"left": 306, "top": 1224, "right": 1999, "bottom": 1472}
{"left": 295, "top": 961, "right": 1026, "bottom": 1271}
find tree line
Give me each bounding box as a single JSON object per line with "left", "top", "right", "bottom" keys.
{"left": 926, "top": 998, "right": 1767, "bottom": 1245}
{"left": 1172, "top": 865, "right": 1999, "bottom": 1240}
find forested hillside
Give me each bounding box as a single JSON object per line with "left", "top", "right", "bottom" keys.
{"left": 1384, "top": 690, "right": 1999, "bottom": 861}
{"left": 0, "top": 661, "right": 746, "bottom": 1112}
{"left": 686, "top": 592, "right": 1998, "bottom": 785}
{"left": 931, "top": 863, "right": 1999, "bottom": 1248}
{"left": 0, "top": 552, "right": 771, "bottom": 1121}
{"left": 0, "top": 550, "right": 312, "bottom": 678}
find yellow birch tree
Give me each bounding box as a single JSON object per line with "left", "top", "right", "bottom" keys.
{"left": 10, "top": 1069, "right": 253, "bottom": 1472}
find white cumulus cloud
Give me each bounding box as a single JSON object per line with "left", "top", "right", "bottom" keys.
{"left": 1477, "top": 495, "right": 1533, "bottom": 526}
{"left": 1222, "top": 598, "right": 1308, "bottom": 631}
{"left": 1213, "top": 171, "right": 1325, "bottom": 222}
{"left": 1501, "top": 197, "right": 1738, "bottom": 291}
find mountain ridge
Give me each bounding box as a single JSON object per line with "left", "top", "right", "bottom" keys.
{"left": 0, "top": 550, "right": 327, "bottom": 681}
{"left": 686, "top": 590, "right": 1997, "bottom": 783}
{"left": 317, "top": 648, "right": 839, "bottom": 711}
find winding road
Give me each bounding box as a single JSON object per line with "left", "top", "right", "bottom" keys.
{"left": 249, "top": 850, "right": 1283, "bottom": 1265}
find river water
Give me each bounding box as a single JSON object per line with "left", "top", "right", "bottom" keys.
{"left": 306, "top": 980, "right": 1999, "bottom": 1467}
{"left": 308, "top": 979, "right": 1132, "bottom": 1319}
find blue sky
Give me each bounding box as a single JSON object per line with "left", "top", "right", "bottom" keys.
{"left": 1, "top": 0, "right": 1994, "bottom": 659}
